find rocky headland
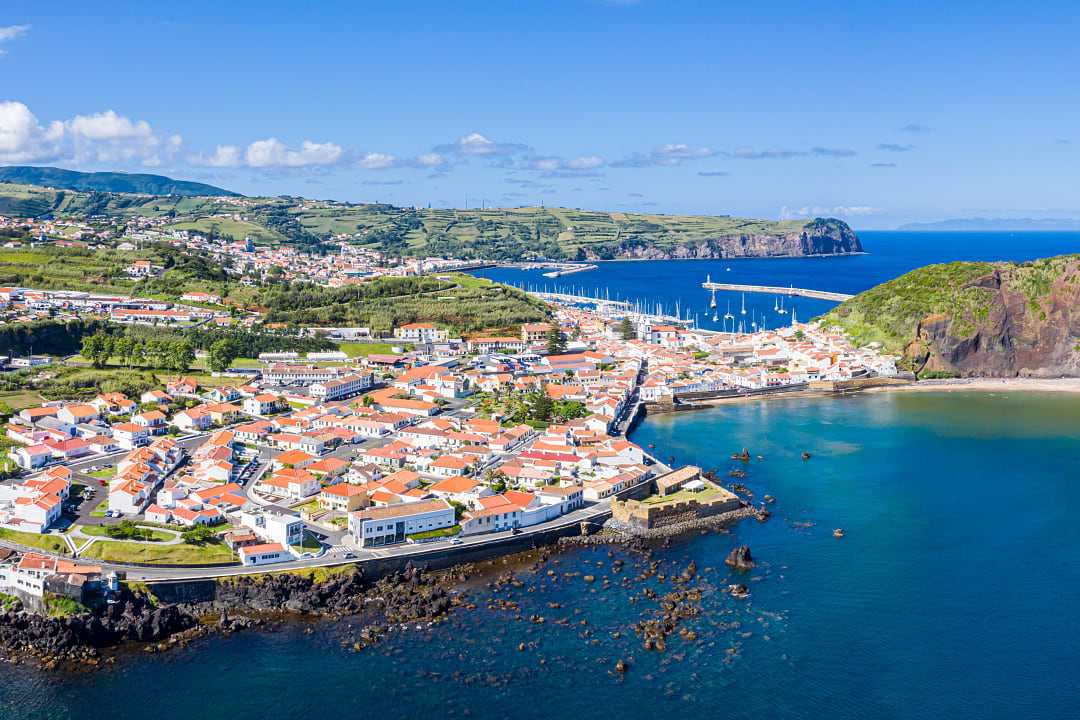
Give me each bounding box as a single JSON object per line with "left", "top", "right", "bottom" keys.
{"left": 824, "top": 254, "right": 1080, "bottom": 377}
{"left": 578, "top": 218, "right": 862, "bottom": 260}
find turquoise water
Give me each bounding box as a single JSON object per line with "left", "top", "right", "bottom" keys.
{"left": 4, "top": 391, "right": 1080, "bottom": 719}
{"left": 471, "top": 230, "right": 1080, "bottom": 327}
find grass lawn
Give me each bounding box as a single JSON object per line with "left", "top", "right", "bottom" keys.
{"left": 0, "top": 389, "right": 45, "bottom": 410}
{"left": 640, "top": 485, "right": 728, "bottom": 505}
{"left": 337, "top": 341, "right": 411, "bottom": 358}
{"left": 290, "top": 531, "right": 323, "bottom": 553}
{"left": 88, "top": 467, "right": 115, "bottom": 479}
{"left": 0, "top": 527, "right": 70, "bottom": 555}
{"left": 77, "top": 524, "right": 175, "bottom": 542}
{"left": 90, "top": 499, "right": 109, "bottom": 518}
{"left": 81, "top": 539, "right": 237, "bottom": 565}
{"left": 408, "top": 524, "right": 462, "bottom": 541}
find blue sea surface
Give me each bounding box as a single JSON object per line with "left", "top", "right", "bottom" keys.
{"left": 470, "top": 230, "right": 1080, "bottom": 328}
{"left": 4, "top": 391, "right": 1080, "bottom": 720}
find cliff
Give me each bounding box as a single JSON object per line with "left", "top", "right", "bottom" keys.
{"left": 581, "top": 218, "right": 862, "bottom": 260}
{"left": 823, "top": 255, "right": 1080, "bottom": 377}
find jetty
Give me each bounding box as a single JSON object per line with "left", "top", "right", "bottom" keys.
{"left": 701, "top": 281, "right": 853, "bottom": 302}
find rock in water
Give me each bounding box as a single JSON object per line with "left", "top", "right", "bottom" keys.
{"left": 724, "top": 546, "right": 755, "bottom": 571}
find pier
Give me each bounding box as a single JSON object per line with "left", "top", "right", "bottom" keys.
{"left": 701, "top": 281, "right": 853, "bottom": 302}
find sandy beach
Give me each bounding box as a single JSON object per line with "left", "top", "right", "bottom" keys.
{"left": 863, "top": 377, "right": 1080, "bottom": 395}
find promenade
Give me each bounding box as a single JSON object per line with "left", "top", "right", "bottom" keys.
{"left": 701, "top": 281, "right": 853, "bottom": 302}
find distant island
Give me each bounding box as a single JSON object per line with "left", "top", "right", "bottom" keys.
{"left": 0, "top": 166, "right": 861, "bottom": 261}
{"left": 898, "top": 217, "right": 1080, "bottom": 231}
{"left": 0, "top": 166, "right": 237, "bottom": 198}
{"left": 823, "top": 254, "right": 1080, "bottom": 378}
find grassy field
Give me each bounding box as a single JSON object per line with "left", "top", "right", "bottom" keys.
{"left": 337, "top": 341, "right": 409, "bottom": 357}
{"left": 0, "top": 389, "right": 45, "bottom": 410}
{"left": 0, "top": 527, "right": 70, "bottom": 554}
{"left": 80, "top": 539, "right": 237, "bottom": 565}
{"left": 77, "top": 524, "right": 175, "bottom": 542}
{"left": 167, "top": 217, "right": 284, "bottom": 244}
{"left": 267, "top": 273, "right": 550, "bottom": 334}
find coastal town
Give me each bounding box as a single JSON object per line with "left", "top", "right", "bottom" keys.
{"left": 0, "top": 259, "right": 900, "bottom": 609}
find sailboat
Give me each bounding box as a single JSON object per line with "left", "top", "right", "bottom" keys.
{"left": 778, "top": 295, "right": 786, "bottom": 315}
{"left": 723, "top": 301, "right": 734, "bottom": 333}
{"left": 740, "top": 293, "right": 747, "bottom": 315}
{"left": 712, "top": 311, "right": 719, "bottom": 323}
{"left": 709, "top": 288, "right": 717, "bottom": 310}
{"left": 773, "top": 297, "right": 778, "bottom": 313}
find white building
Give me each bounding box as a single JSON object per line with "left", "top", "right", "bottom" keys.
{"left": 238, "top": 508, "right": 305, "bottom": 546}
{"left": 348, "top": 499, "right": 455, "bottom": 547}
{"left": 310, "top": 372, "right": 374, "bottom": 402}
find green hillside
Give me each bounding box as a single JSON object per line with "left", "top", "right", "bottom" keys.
{"left": 0, "top": 166, "right": 236, "bottom": 197}
{"left": 821, "top": 261, "right": 997, "bottom": 353}
{"left": 0, "top": 174, "right": 859, "bottom": 260}
{"left": 822, "top": 255, "right": 1080, "bottom": 377}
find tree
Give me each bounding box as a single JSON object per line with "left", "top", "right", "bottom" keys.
{"left": 527, "top": 391, "right": 554, "bottom": 423}
{"left": 448, "top": 500, "right": 467, "bottom": 522}
{"left": 182, "top": 525, "right": 215, "bottom": 544}
{"left": 81, "top": 333, "right": 112, "bottom": 368}
{"left": 166, "top": 340, "right": 196, "bottom": 372}
{"left": 546, "top": 326, "right": 567, "bottom": 355}
{"left": 206, "top": 338, "right": 239, "bottom": 372}
{"left": 619, "top": 317, "right": 635, "bottom": 341}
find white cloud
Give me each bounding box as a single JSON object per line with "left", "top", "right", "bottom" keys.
{"left": 0, "top": 101, "right": 62, "bottom": 162}
{"left": 655, "top": 143, "right": 715, "bottom": 161}
{"left": 567, "top": 155, "right": 605, "bottom": 170}
{"left": 190, "top": 144, "right": 243, "bottom": 167}
{"left": 0, "top": 102, "right": 177, "bottom": 166}
{"left": 782, "top": 204, "right": 882, "bottom": 219}
{"left": 612, "top": 143, "right": 716, "bottom": 167}
{"left": 532, "top": 156, "right": 562, "bottom": 171}
{"left": 245, "top": 138, "right": 342, "bottom": 167}
{"left": 65, "top": 110, "right": 175, "bottom": 165}
{"left": 360, "top": 152, "right": 396, "bottom": 170}
{"left": 416, "top": 152, "right": 445, "bottom": 167}
{"left": 0, "top": 25, "right": 29, "bottom": 42}
{"left": 0, "top": 25, "right": 29, "bottom": 56}
{"left": 435, "top": 132, "right": 530, "bottom": 158}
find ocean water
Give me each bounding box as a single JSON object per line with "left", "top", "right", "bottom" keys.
{"left": 4, "top": 391, "right": 1080, "bottom": 720}
{"left": 470, "top": 230, "right": 1080, "bottom": 328}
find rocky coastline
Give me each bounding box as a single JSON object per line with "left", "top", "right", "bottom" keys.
{"left": 0, "top": 477, "right": 769, "bottom": 671}
{"left": 577, "top": 218, "right": 862, "bottom": 261}
{"left": 0, "top": 562, "right": 464, "bottom": 670}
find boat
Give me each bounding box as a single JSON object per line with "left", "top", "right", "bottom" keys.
{"left": 778, "top": 295, "right": 786, "bottom": 314}
{"left": 833, "top": 528, "right": 845, "bottom": 538}
{"left": 712, "top": 311, "right": 718, "bottom": 322}
{"left": 709, "top": 288, "right": 717, "bottom": 309}
{"left": 740, "top": 293, "right": 747, "bottom": 315}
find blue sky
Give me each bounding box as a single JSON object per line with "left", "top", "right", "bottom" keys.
{"left": 1, "top": 0, "right": 1078, "bottom": 227}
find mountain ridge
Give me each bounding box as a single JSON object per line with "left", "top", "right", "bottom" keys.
{"left": 0, "top": 166, "right": 237, "bottom": 198}
{"left": 897, "top": 217, "right": 1080, "bottom": 231}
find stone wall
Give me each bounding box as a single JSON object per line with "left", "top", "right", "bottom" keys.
{"left": 611, "top": 492, "right": 743, "bottom": 532}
